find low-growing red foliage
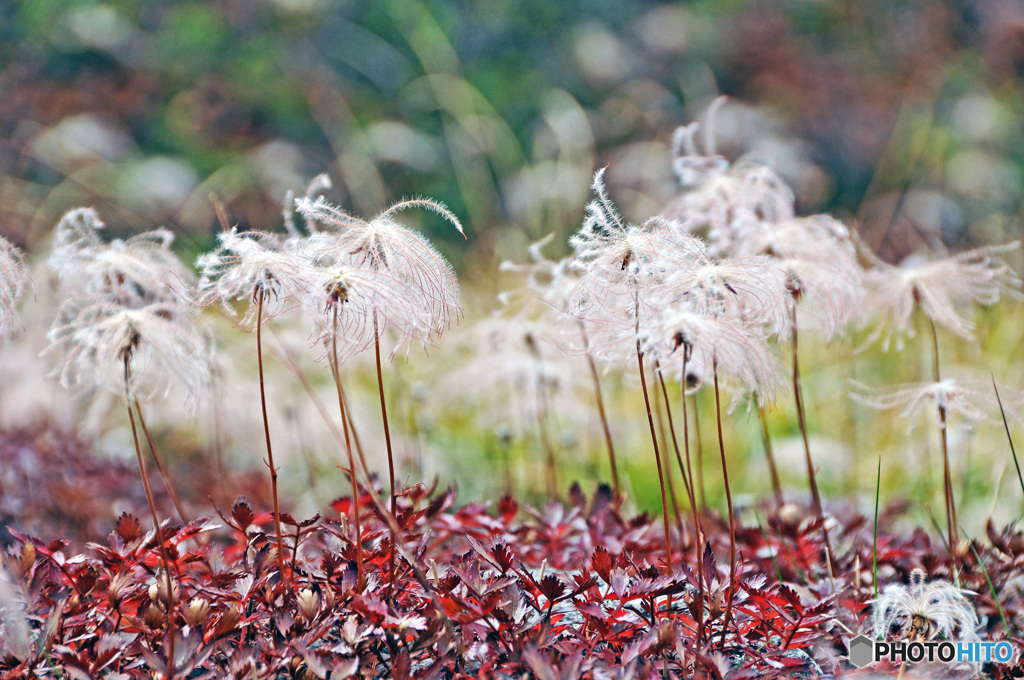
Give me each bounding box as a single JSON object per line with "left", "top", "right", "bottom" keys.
{"left": 1, "top": 481, "right": 1022, "bottom": 678}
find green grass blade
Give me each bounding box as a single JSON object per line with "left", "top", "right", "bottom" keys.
{"left": 873, "top": 455, "right": 881, "bottom": 600}
{"left": 992, "top": 375, "right": 1024, "bottom": 504}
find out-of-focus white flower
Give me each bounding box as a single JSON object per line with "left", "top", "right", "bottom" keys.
{"left": 850, "top": 378, "right": 992, "bottom": 433}
{"left": 736, "top": 216, "right": 864, "bottom": 341}
{"left": 0, "top": 236, "right": 29, "bottom": 343}
{"left": 860, "top": 243, "right": 1022, "bottom": 349}
{"left": 49, "top": 207, "right": 192, "bottom": 307}
{"left": 45, "top": 300, "right": 209, "bottom": 403}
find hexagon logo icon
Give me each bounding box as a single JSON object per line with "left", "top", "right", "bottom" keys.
{"left": 849, "top": 635, "right": 875, "bottom": 668}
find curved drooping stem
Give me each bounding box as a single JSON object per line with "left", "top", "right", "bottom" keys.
{"left": 580, "top": 321, "right": 620, "bottom": 499}
{"left": 372, "top": 311, "right": 397, "bottom": 593}
{"left": 633, "top": 292, "right": 673, "bottom": 602}
{"left": 133, "top": 400, "right": 188, "bottom": 524}
{"left": 638, "top": 346, "right": 673, "bottom": 609}
{"left": 330, "top": 306, "right": 364, "bottom": 591}
{"left": 692, "top": 393, "right": 706, "bottom": 509}
{"left": 713, "top": 364, "right": 737, "bottom": 649}
{"left": 255, "top": 287, "right": 288, "bottom": 590}
{"left": 680, "top": 350, "right": 705, "bottom": 646}
{"left": 655, "top": 366, "right": 686, "bottom": 540}
{"left": 124, "top": 356, "right": 175, "bottom": 680}
{"left": 791, "top": 304, "right": 822, "bottom": 516}
{"left": 928, "top": 316, "right": 957, "bottom": 549}
{"left": 791, "top": 302, "right": 834, "bottom": 573}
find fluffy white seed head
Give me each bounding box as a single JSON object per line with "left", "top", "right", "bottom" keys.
{"left": 736, "top": 216, "right": 865, "bottom": 341}
{"left": 569, "top": 169, "right": 703, "bottom": 317}
{"left": 873, "top": 569, "right": 980, "bottom": 644}
{"left": 44, "top": 300, "right": 210, "bottom": 403}
{"left": 296, "top": 195, "right": 463, "bottom": 336}
{"left": 640, "top": 304, "right": 783, "bottom": 406}
{"left": 861, "top": 243, "right": 1022, "bottom": 349}
{"left": 850, "top": 378, "right": 992, "bottom": 433}
{"left": 665, "top": 157, "right": 796, "bottom": 257}
{"left": 49, "top": 207, "right": 192, "bottom": 307}
{"left": 195, "top": 228, "right": 316, "bottom": 327}
{"left": 45, "top": 207, "right": 210, "bottom": 404}
{"left": 653, "top": 248, "right": 790, "bottom": 335}
{"left": 0, "top": 235, "right": 30, "bottom": 343}
{"left": 305, "top": 258, "right": 432, "bottom": 362}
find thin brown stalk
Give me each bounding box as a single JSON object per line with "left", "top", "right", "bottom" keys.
{"left": 680, "top": 350, "right": 705, "bottom": 647}
{"left": 133, "top": 401, "right": 188, "bottom": 524}
{"left": 255, "top": 288, "right": 289, "bottom": 590}
{"left": 372, "top": 311, "right": 397, "bottom": 594}
{"left": 657, "top": 366, "right": 694, "bottom": 506}
{"left": 638, "top": 345, "right": 673, "bottom": 613}
{"left": 331, "top": 306, "right": 364, "bottom": 590}
{"left": 758, "top": 408, "right": 783, "bottom": 508}
{"left": 791, "top": 303, "right": 835, "bottom": 574}
{"left": 791, "top": 305, "right": 822, "bottom": 516}
{"left": 655, "top": 366, "right": 687, "bottom": 541}
{"left": 580, "top": 321, "right": 620, "bottom": 499}
{"left": 692, "top": 393, "right": 706, "bottom": 509}
{"left": 713, "top": 365, "right": 737, "bottom": 649}
{"left": 928, "top": 316, "right": 957, "bottom": 549}
{"left": 125, "top": 356, "right": 175, "bottom": 680}
{"left": 338, "top": 381, "right": 370, "bottom": 478}
{"left": 268, "top": 326, "right": 371, "bottom": 481}
{"left": 265, "top": 329, "right": 409, "bottom": 599}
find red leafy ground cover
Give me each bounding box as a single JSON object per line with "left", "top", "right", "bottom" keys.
{"left": 2, "top": 429, "right": 1023, "bottom": 678}
{"left": 2, "top": 474, "right": 1024, "bottom": 679}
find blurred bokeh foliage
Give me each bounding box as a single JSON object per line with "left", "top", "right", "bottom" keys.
{"left": 4, "top": 0, "right": 1024, "bottom": 269}
{"left": 5, "top": 1, "right": 1024, "bottom": 532}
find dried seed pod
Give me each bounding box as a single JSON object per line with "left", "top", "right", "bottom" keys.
{"left": 296, "top": 588, "right": 319, "bottom": 621}
{"left": 184, "top": 597, "right": 211, "bottom": 628}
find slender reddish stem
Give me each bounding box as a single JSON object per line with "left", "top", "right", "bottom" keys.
{"left": 659, "top": 366, "right": 692, "bottom": 548}
{"left": 580, "top": 322, "right": 620, "bottom": 499}
{"left": 654, "top": 367, "right": 686, "bottom": 541}
{"left": 124, "top": 357, "right": 175, "bottom": 679}
{"left": 255, "top": 288, "right": 289, "bottom": 590}
{"left": 791, "top": 304, "right": 835, "bottom": 574}
{"left": 372, "top": 312, "right": 397, "bottom": 594}
{"left": 638, "top": 347, "right": 673, "bottom": 606}
{"left": 758, "top": 408, "right": 783, "bottom": 509}
{"left": 714, "top": 366, "right": 737, "bottom": 649}
{"left": 692, "top": 393, "right": 706, "bottom": 509}
{"left": 928, "top": 316, "right": 957, "bottom": 549}
{"left": 634, "top": 290, "right": 672, "bottom": 616}
{"left": 657, "top": 366, "right": 693, "bottom": 506}
{"left": 339, "top": 383, "right": 370, "bottom": 477}
{"left": 331, "top": 306, "right": 364, "bottom": 590}
{"left": 133, "top": 401, "right": 188, "bottom": 524}
{"left": 680, "top": 351, "right": 705, "bottom": 646}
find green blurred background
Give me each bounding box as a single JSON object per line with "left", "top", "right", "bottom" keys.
{"left": 4, "top": 0, "right": 1024, "bottom": 266}
{"left": 3, "top": 0, "right": 1024, "bottom": 533}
